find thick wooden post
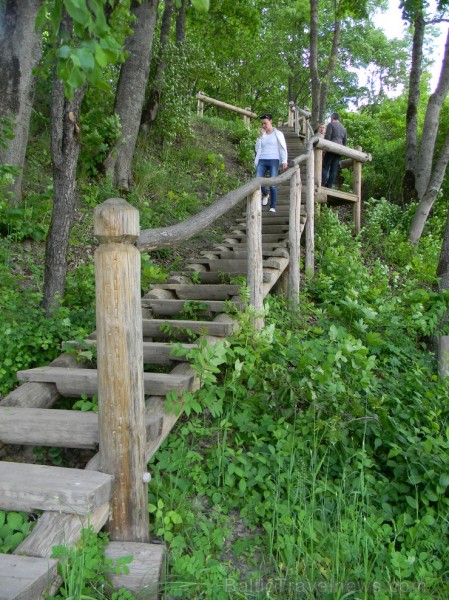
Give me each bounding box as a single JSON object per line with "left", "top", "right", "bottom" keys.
{"left": 247, "top": 189, "right": 264, "bottom": 329}
{"left": 197, "top": 91, "right": 204, "bottom": 117}
{"left": 314, "top": 147, "right": 323, "bottom": 190}
{"left": 353, "top": 146, "right": 362, "bottom": 234}
{"left": 305, "top": 149, "right": 315, "bottom": 275}
{"left": 94, "top": 198, "right": 149, "bottom": 542}
{"left": 288, "top": 168, "right": 301, "bottom": 307}
{"left": 243, "top": 108, "right": 251, "bottom": 128}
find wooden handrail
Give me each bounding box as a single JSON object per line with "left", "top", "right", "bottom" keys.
{"left": 196, "top": 92, "right": 257, "bottom": 119}
{"left": 313, "top": 136, "right": 372, "bottom": 162}
{"left": 137, "top": 165, "right": 306, "bottom": 251}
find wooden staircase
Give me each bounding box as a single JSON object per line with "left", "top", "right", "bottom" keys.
{"left": 0, "top": 127, "right": 307, "bottom": 599}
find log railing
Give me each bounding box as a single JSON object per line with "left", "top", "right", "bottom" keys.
{"left": 196, "top": 91, "right": 257, "bottom": 126}
{"left": 92, "top": 106, "right": 369, "bottom": 544}
{"left": 313, "top": 137, "right": 372, "bottom": 234}
{"left": 93, "top": 133, "right": 314, "bottom": 539}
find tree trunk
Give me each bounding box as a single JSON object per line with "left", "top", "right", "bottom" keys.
{"left": 318, "top": 20, "right": 341, "bottom": 124}
{"left": 309, "top": 0, "right": 320, "bottom": 131}
{"left": 106, "top": 0, "right": 159, "bottom": 190}
{"left": 175, "top": 0, "right": 187, "bottom": 44}
{"left": 42, "top": 14, "right": 86, "bottom": 316}
{"left": 408, "top": 130, "right": 449, "bottom": 244}
{"left": 408, "top": 28, "right": 449, "bottom": 244}
{"left": 0, "top": 0, "right": 43, "bottom": 203}
{"left": 402, "top": 10, "right": 424, "bottom": 205}
{"left": 437, "top": 203, "right": 449, "bottom": 291}
{"left": 140, "top": 0, "right": 174, "bottom": 131}
{"left": 414, "top": 28, "right": 449, "bottom": 198}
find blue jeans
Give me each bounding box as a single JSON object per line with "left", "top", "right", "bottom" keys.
{"left": 322, "top": 152, "right": 340, "bottom": 189}
{"left": 256, "top": 159, "right": 279, "bottom": 208}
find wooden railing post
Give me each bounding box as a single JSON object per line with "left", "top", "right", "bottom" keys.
{"left": 243, "top": 107, "right": 251, "bottom": 128}
{"left": 94, "top": 198, "right": 149, "bottom": 543}
{"left": 305, "top": 148, "right": 315, "bottom": 275}
{"left": 314, "top": 147, "right": 323, "bottom": 190}
{"left": 353, "top": 146, "right": 362, "bottom": 234}
{"left": 288, "top": 101, "right": 294, "bottom": 127}
{"left": 197, "top": 91, "right": 204, "bottom": 117}
{"left": 288, "top": 168, "right": 301, "bottom": 306}
{"left": 247, "top": 189, "right": 264, "bottom": 329}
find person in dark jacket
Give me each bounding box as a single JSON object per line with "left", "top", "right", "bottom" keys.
{"left": 321, "top": 113, "right": 347, "bottom": 189}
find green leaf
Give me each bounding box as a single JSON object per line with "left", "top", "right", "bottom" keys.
{"left": 64, "top": 0, "right": 91, "bottom": 26}
{"left": 405, "top": 495, "right": 418, "bottom": 509}
{"left": 67, "top": 64, "right": 85, "bottom": 89}
{"left": 57, "top": 45, "right": 72, "bottom": 59}
{"left": 94, "top": 44, "right": 109, "bottom": 68}
{"left": 439, "top": 473, "right": 449, "bottom": 487}
{"left": 75, "top": 47, "right": 95, "bottom": 72}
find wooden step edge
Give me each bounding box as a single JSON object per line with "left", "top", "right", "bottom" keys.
{"left": 0, "top": 553, "right": 58, "bottom": 600}
{"left": 0, "top": 461, "right": 114, "bottom": 515}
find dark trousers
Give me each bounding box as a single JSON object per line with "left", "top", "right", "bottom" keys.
{"left": 322, "top": 152, "right": 340, "bottom": 189}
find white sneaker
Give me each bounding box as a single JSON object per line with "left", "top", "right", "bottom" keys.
{"left": 262, "top": 196, "right": 269, "bottom": 206}
{"left": 269, "top": 207, "right": 276, "bottom": 213}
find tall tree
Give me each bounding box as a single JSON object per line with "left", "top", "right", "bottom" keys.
{"left": 105, "top": 0, "right": 159, "bottom": 190}
{"left": 41, "top": 0, "right": 125, "bottom": 313}
{"left": 404, "top": 0, "right": 449, "bottom": 243}
{"left": 0, "top": 0, "right": 43, "bottom": 203}
{"left": 141, "top": 0, "right": 174, "bottom": 131}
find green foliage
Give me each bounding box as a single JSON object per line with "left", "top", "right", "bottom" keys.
{"left": 51, "top": 526, "right": 134, "bottom": 599}
{"left": 146, "top": 206, "right": 449, "bottom": 599}
{"left": 79, "top": 109, "right": 121, "bottom": 177}
{"left": 37, "top": 0, "right": 128, "bottom": 99}
{"left": 0, "top": 512, "right": 34, "bottom": 553}
{"left": 0, "top": 197, "right": 48, "bottom": 241}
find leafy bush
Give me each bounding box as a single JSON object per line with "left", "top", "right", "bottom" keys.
{"left": 0, "top": 512, "right": 33, "bottom": 553}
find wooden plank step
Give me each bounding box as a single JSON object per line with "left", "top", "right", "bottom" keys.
{"left": 0, "top": 553, "right": 58, "bottom": 600}
{"left": 185, "top": 258, "right": 280, "bottom": 272}
{"left": 142, "top": 319, "right": 235, "bottom": 338}
{"left": 226, "top": 233, "right": 288, "bottom": 243}
{"left": 0, "top": 407, "right": 162, "bottom": 449}
{"left": 16, "top": 367, "right": 194, "bottom": 397}
{"left": 149, "top": 284, "right": 242, "bottom": 300}
{"left": 316, "top": 187, "right": 358, "bottom": 204}
{"left": 0, "top": 462, "right": 113, "bottom": 514}
{"left": 141, "top": 298, "right": 243, "bottom": 316}
{"left": 213, "top": 242, "right": 287, "bottom": 250}
{"left": 105, "top": 541, "right": 164, "bottom": 598}
{"left": 65, "top": 339, "right": 196, "bottom": 365}
{"left": 233, "top": 224, "right": 289, "bottom": 234}
{"left": 171, "top": 271, "right": 272, "bottom": 284}
{"left": 215, "top": 249, "right": 290, "bottom": 259}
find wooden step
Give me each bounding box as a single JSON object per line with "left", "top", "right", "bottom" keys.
{"left": 215, "top": 249, "right": 290, "bottom": 259}
{"left": 143, "top": 318, "right": 235, "bottom": 339}
{"left": 0, "top": 407, "right": 162, "bottom": 449}
{"left": 185, "top": 258, "right": 282, "bottom": 272}
{"left": 149, "top": 284, "right": 242, "bottom": 300}
{"left": 225, "top": 233, "right": 288, "bottom": 243}
{"left": 65, "top": 339, "right": 196, "bottom": 365}
{"left": 0, "top": 461, "right": 113, "bottom": 514}
{"left": 16, "top": 367, "right": 194, "bottom": 397}
{"left": 0, "top": 553, "right": 58, "bottom": 600}
{"left": 171, "top": 270, "right": 272, "bottom": 284}
{"left": 233, "top": 224, "right": 289, "bottom": 234}
{"left": 213, "top": 242, "right": 287, "bottom": 250}
{"left": 142, "top": 298, "right": 242, "bottom": 316}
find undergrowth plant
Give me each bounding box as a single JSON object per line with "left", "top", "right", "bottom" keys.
{"left": 147, "top": 205, "right": 449, "bottom": 599}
